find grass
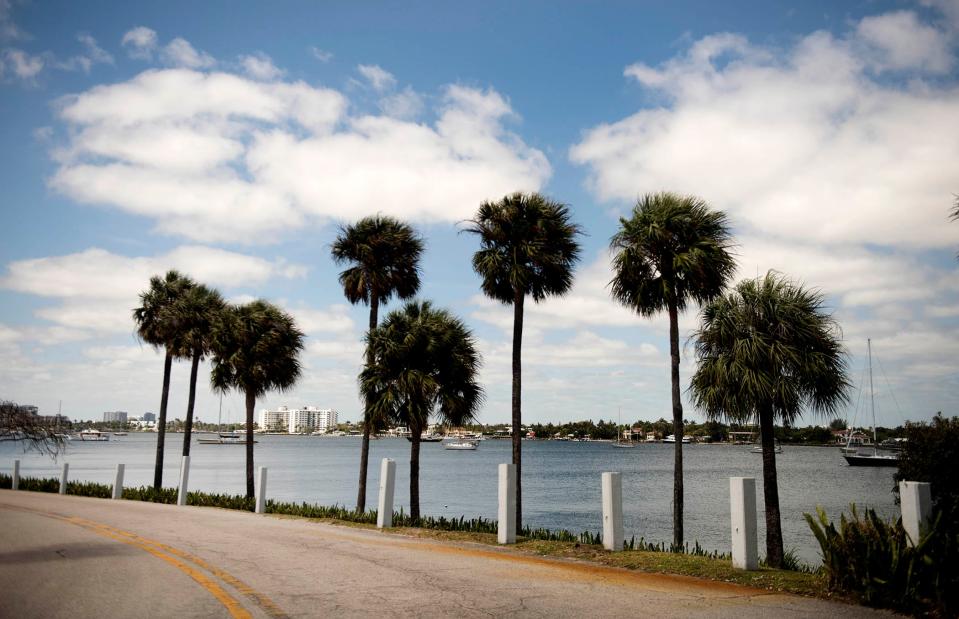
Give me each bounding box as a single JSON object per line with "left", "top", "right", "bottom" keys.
{"left": 0, "top": 472, "right": 831, "bottom": 601}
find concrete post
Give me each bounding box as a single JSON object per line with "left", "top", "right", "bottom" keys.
{"left": 12, "top": 459, "right": 20, "bottom": 490}
{"left": 255, "top": 467, "right": 268, "bottom": 514}
{"left": 900, "top": 481, "right": 932, "bottom": 546}
{"left": 112, "top": 464, "right": 124, "bottom": 500}
{"left": 602, "top": 472, "right": 624, "bottom": 552}
{"left": 498, "top": 463, "right": 517, "bottom": 544}
{"left": 59, "top": 463, "right": 69, "bottom": 495}
{"left": 730, "top": 477, "right": 759, "bottom": 570}
{"left": 177, "top": 456, "right": 190, "bottom": 506}
{"left": 376, "top": 458, "right": 395, "bottom": 528}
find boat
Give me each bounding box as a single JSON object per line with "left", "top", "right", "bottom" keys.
{"left": 662, "top": 434, "right": 691, "bottom": 444}
{"left": 843, "top": 340, "right": 898, "bottom": 468}
{"left": 78, "top": 429, "right": 109, "bottom": 441}
{"left": 198, "top": 396, "right": 257, "bottom": 444}
{"left": 113, "top": 432, "right": 128, "bottom": 437}
{"left": 612, "top": 407, "right": 636, "bottom": 448}
{"left": 443, "top": 438, "right": 478, "bottom": 450}
{"left": 408, "top": 434, "right": 443, "bottom": 443}
{"left": 751, "top": 439, "right": 782, "bottom": 454}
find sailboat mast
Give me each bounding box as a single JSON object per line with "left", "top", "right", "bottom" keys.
{"left": 217, "top": 393, "right": 223, "bottom": 431}
{"left": 868, "top": 339, "right": 877, "bottom": 448}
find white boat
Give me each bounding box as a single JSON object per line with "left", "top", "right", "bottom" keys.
{"left": 112, "top": 432, "right": 128, "bottom": 437}
{"left": 443, "top": 438, "right": 478, "bottom": 450}
{"left": 78, "top": 429, "right": 109, "bottom": 442}
{"left": 751, "top": 440, "right": 783, "bottom": 454}
{"left": 843, "top": 339, "right": 898, "bottom": 468}
{"left": 662, "top": 434, "right": 691, "bottom": 444}
{"left": 197, "top": 397, "right": 255, "bottom": 444}
{"left": 612, "top": 407, "right": 636, "bottom": 448}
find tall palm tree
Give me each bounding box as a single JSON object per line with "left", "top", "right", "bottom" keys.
{"left": 331, "top": 215, "right": 424, "bottom": 513}
{"left": 690, "top": 272, "right": 849, "bottom": 567}
{"left": 170, "top": 284, "right": 226, "bottom": 457}
{"left": 609, "top": 192, "right": 735, "bottom": 548}
{"left": 360, "top": 301, "right": 483, "bottom": 522}
{"left": 133, "top": 270, "right": 196, "bottom": 490}
{"left": 210, "top": 300, "right": 304, "bottom": 498}
{"left": 466, "top": 192, "right": 581, "bottom": 528}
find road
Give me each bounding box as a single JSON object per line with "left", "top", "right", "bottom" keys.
{"left": 0, "top": 490, "right": 888, "bottom": 618}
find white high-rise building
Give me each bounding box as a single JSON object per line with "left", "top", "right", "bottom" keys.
{"left": 257, "top": 406, "right": 338, "bottom": 434}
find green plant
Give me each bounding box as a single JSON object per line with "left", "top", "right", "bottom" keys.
{"left": 805, "top": 505, "right": 936, "bottom": 614}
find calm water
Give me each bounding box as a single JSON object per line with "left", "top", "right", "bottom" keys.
{"left": 1, "top": 434, "right": 898, "bottom": 565}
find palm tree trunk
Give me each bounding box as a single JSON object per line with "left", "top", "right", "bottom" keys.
{"left": 182, "top": 351, "right": 200, "bottom": 457}
{"left": 356, "top": 293, "right": 379, "bottom": 513}
{"left": 511, "top": 288, "right": 524, "bottom": 530}
{"left": 153, "top": 350, "right": 173, "bottom": 490}
{"left": 245, "top": 389, "right": 256, "bottom": 499}
{"left": 410, "top": 420, "right": 421, "bottom": 524}
{"left": 668, "top": 297, "right": 684, "bottom": 549}
{"left": 759, "top": 407, "right": 784, "bottom": 567}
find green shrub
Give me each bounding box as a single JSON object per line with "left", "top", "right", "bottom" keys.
{"left": 805, "top": 505, "right": 942, "bottom": 614}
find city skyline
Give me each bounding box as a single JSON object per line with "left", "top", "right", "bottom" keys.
{"left": 1, "top": 1, "right": 957, "bottom": 427}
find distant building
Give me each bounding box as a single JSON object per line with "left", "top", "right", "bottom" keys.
{"left": 257, "top": 406, "right": 338, "bottom": 433}
{"left": 142, "top": 412, "right": 156, "bottom": 422}
{"left": 103, "top": 411, "right": 128, "bottom": 423}
{"left": 22, "top": 405, "right": 39, "bottom": 416}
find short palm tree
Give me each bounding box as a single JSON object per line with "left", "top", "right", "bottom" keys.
{"left": 133, "top": 270, "right": 196, "bottom": 490}
{"left": 690, "top": 272, "right": 849, "bottom": 567}
{"left": 466, "top": 192, "right": 581, "bottom": 528}
{"left": 210, "top": 300, "right": 304, "bottom": 498}
{"left": 609, "top": 192, "right": 735, "bottom": 548}
{"left": 331, "top": 215, "right": 424, "bottom": 513}
{"left": 170, "top": 284, "right": 226, "bottom": 457}
{"left": 360, "top": 301, "right": 483, "bottom": 522}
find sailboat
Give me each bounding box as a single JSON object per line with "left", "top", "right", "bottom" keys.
{"left": 198, "top": 394, "right": 255, "bottom": 445}
{"left": 611, "top": 407, "right": 636, "bottom": 448}
{"left": 843, "top": 339, "right": 898, "bottom": 467}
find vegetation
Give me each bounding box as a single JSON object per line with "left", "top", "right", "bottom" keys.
{"left": 805, "top": 505, "right": 954, "bottom": 615}
{"left": 331, "top": 214, "right": 424, "bottom": 514}
{"left": 466, "top": 191, "right": 582, "bottom": 529}
{"left": 132, "top": 270, "right": 197, "bottom": 489}
{"left": 361, "top": 301, "right": 483, "bottom": 521}
{"left": 691, "top": 272, "right": 849, "bottom": 568}
{"left": 0, "top": 401, "right": 66, "bottom": 455}
{"left": 169, "top": 283, "right": 226, "bottom": 457}
{"left": 610, "top": 192, "right": 736, "bottom": 549}
{"left": 210, "top": 300, "right": 304, "bottom": 497}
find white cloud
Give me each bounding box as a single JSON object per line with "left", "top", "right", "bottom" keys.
{"left": 0, "top": 246, "right": 307, "bottom": 335}
{"left": 856, "top": 11, "right": 952, "bottom": 73}
{"left": 161, "top": 37, "right": 215, "bottom": 69}
{"left": 121, "top": 26, "right": 158, "bottom": 60}
{"left": 356, "top": 64, "right": 396, "bottom": 91}
{"left": 311, "top": 47, "right": 333, "bottom": 63}
{"left": 3, "top": 48, "right": 43, "bottom": 79}
{"left": 49, "top": 69, "right": 549, "bottom": 242}
{"left": 77, "top": 33, "right": 113, "bottom": 66}
{"left": 0, "top": 0, "right": 23, "bottom": 41}
{"left": 380, "top": 86, "right": 424, "bottom": 119}
{"left": 239, "top": 52, "right": 283, "bottom": 81}
{"left": 571, "top": 16, "right": 959, "bottom": 250}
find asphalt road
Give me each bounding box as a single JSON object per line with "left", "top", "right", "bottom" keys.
{"left": 0, "top": 490, "right": 889, "bottom": 618}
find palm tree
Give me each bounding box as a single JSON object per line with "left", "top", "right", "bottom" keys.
{"left": 360, "top": 301, "right": 483, "bottom": 521}
{"left": 466, "top": 192, "right": 581, "bottom": 528}
{"left": 609, "top": 192, "right": 735, "bottom": 548}
{"left": 331, "top": 215, "right": 424, "bottom": 513}
{"left": 690, "top": 272, "right": 849, "bottom": 567}
{"left": 170, "top": 284, "right": 226, "bottom": 457}
{"left": 133, "top": 270, "right": 196, "bottom": 490}
{"left": 210, "top": 300, "right": 304, "bottom": 498}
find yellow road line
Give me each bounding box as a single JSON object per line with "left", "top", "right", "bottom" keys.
{"left": 64, "top": 516, "right": 253, "bottom": 619}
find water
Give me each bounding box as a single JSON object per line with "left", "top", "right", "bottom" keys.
{"left": 1, "top": 434, "right": 899, "bottom": 565}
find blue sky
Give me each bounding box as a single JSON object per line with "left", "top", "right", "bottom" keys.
{"left": 1, "top": 0, "right": 957, "bottom": 427}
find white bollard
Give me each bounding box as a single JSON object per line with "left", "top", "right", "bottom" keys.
{"left": 602, "top": 472, "right": 624, "bottom": 551}
{"left": 60, "top": 463, "right": 69, "bottom": 495}
{"left": 900, "top": 481, "right": 932, "bottom": 546}
{"left": 255, "top": 467, "right": 268, "bottom": 514}
{"left": 498, "top": 463, "right": 517, "bottom": 544}
{"left": 376, "top": 458, "right": 395, "bottom": 528}
{"left": 112, "top": 464, "right": 124, "bottom": 500}
{"left": 730, "top": 477, "right": 759, "bottom": 570}
{"left": 177, "top": 456, "right": 190, "bottom": 506}
{"left": 12, "top": 459, "right": 20, "bottom": 490}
